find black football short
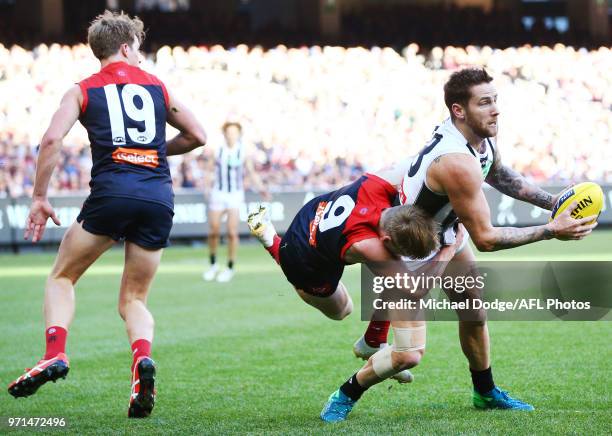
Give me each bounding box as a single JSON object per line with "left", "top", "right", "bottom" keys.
{"left": 279, "top": 230, "right": 344, "bottom": 298}
{"left": 77, "top": 196, "right": 174, "bottom": 249}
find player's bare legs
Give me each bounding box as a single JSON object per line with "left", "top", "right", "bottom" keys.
{"left": 295, "top": 282, "right": 353, "bottom": 321}
{"left": 118, "top": 241, "right": 162, "bottom": 418}
{"left": 216, "top": 207, "right": 239, "bottom": 282}
{"left": 448, "top": 246, "right": 491, "bottom": 371}
{"left": 8, "top": 221, "right": 114, "bottom": 398}
{"left": 354, "top": 320, "right": 424, "bottom": 386}
{"left": 248, "top": 206, "right": 352, "bottom": 319}
{"left": 45, "top": 222, "right": 115, "bottom": 329}
{"left": 459, "top": 320, "right": 489, "bottom": 368}
{"left": 118, "top": 242, "right": 162, "bottom": 342}
{"left": 321, "top": 320, "right": 425, "bottom": 422}
{"left": 204, "top": 209, "right": 223, "bottom": 280}
{"left": 444, "top": 245, "right": 532, "bottom": 410}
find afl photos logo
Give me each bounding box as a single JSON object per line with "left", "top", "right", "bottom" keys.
{"left": 112, "top": 147, "right": 159, "bottom": 168}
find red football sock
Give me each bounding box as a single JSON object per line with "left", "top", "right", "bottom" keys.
{"left": 266, "top": 235, "right": 282, "bottom": 265}
{"left": 131, "top": 339, "right": 152, "bottom": 372}
{"left": 44, "top": 326, "right": 67, "bottom": 360}
{"left": 364, "top": 320, "right": 390, "bottom": 348}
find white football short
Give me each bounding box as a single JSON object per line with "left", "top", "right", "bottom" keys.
{"left": 208, "top": 189, "right": 245, "bottom": 211}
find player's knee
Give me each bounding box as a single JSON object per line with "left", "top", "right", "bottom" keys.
{"left": 117, "top": 302, "right": 127, "bottom": 320}
{"left": 117, "top": 293, "right": 152, "bottom": 320}
{"left": 392, "top": 349, "right": 424, "bottom": 370}
{"left": 372, "top": 346, "right": 421, "bottom": 379}
{"left": 326, "top": 298, "right": 353, "bottom": 321}
{"left": 371, "top": 323, "right": 426, "bottom": 380}
{"left": 329, "top": 290, "right": 353, "bottom": 320}
{"left": 325, "top": 306, "right": 351, "bottom": 321}
{"left": 227, "top": 231, "right": 239, "bottom": 241}
{"left": 342, "top": 296, "right": 354, "bottom": 317}
{"left": 48, "top": 266, "right": 79, "bottom": 285}
{"left": 391, "top": 324, "right": 426, "bottom": 369}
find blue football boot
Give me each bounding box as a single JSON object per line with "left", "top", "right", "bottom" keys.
{"left": 320, "top": 389, "right": 356, "bottom": 423}
{"left": 473, "top": 386, "right": 535, "bottom": 411}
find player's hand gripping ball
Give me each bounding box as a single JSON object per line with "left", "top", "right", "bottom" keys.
{"left": 550, "top": 182, "right": 604, "bottom": 223}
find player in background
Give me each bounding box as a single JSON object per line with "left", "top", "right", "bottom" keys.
{"left": 203, "top": 121, "right": 269, "bottom": 282}
{"left": 248, "top": 165, "right": 466, "bottom": 385}
{"left": 7, "top": 11, "right": 206, "bottom": 418}
{"left": 345, "top": 68, "right": 598, "bottom": 421}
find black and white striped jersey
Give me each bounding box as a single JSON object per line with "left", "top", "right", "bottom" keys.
{"left": 214, "top": 141, "right": 245, "bottom": 193}
{"left": 399, "top": 118, "right": 496, "bottom": 234}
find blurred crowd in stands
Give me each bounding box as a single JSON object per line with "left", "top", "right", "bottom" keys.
{"left": 0, "top": 41, "right": 610, "bottom": 198}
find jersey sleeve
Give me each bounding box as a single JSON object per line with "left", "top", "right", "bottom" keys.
{"left": 340, "top": 223, "right": 379, "bottom": 259}
{"left": 339, "top": 174, "right": 396, "bottom": 260}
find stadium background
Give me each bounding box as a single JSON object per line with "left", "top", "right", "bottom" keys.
{"left": 0, "top": 0, "right": 610, "bottom": 434}
{"left": 0, "top": 0, "right": 611, "bottom": 246}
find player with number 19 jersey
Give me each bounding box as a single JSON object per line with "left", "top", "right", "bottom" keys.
{"left": 279, "top": 174, "right": 397, "bottom": 297}
{"left": 78, "top": 61, "right": 172, "bottom": 208}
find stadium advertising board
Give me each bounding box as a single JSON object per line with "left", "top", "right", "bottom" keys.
{"left": 0, "top": 185, "right": 610, "bottom": 246}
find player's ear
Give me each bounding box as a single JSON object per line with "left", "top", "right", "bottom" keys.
{"left": 380, "top": 233, "right": 391, "bottom": 243}
{"left": 120, "top": 42, "right": 130, "bottom": 58}
{"left": 451, "top": 103, "right": 465, "bottom": 120}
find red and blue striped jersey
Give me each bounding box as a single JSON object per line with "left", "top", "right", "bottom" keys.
{"left": 78, "top": 62, "right": 173, "bottom": 208}
{"left": 286, "top": 174, "right": 396, "bottom": 264}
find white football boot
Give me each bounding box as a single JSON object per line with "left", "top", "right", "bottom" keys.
{"left": 247, "top": 205, "right": 277, "bottom": 247}
{"left": 353, "top": 335, "right": 414, "bottom": 384}
{"left": 216, "top": 267, "right": 235, "bottom": 283}
{"left": 203, "top": 264, "right": 219, "bottom": 281}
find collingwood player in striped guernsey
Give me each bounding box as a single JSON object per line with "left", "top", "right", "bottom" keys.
{"left": 203, "top": 121, "right": 269, "bottom": 282}
{"left": 338, "top": 68, "right": 597, "bottom": 422}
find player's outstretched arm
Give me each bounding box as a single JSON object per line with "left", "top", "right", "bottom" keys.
{"left": 25, "top": 85, "right": 81, "bottom": 242}
{"left": 485, "top": 145, "right": 556, "bottom": 210}
{"left": 165, "top": 89, "right": 207, "bottom": 156}
{"left": 437, "top": 155, "right": 596, "bottom": 252}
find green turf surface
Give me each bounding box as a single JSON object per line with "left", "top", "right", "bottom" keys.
{"left": 1, "top": 231, "right": 611, "bottom": 434}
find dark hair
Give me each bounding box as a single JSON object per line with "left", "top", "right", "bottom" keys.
{"left": 381, "top": 205, "right": 439, "bottom": 259}
{"left": 444, "top": 68, "right": 493, "bottom": 115}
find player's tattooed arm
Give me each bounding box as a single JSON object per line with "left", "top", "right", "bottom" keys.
{"left": 485, "top": 146, "right": 555, "bottom": 210}
{"left": 438, "top": 154, "right": 595, "bottom": 252}
{"left": 488, "top": 225, "right": 554, "bottom": 250}
{"left": 490, "top": 204, "right": 597, "bottom": 249}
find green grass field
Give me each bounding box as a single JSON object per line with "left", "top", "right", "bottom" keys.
{"left": 1, "top": 231, "right": 611, "bottom": 435}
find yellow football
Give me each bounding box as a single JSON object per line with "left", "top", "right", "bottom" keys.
{"left": 549, "top": 182, "right": 604, "bottom": 222}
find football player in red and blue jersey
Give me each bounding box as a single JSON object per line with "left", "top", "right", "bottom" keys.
{"left": 248, "top": 163, "right": 465, "bottom": 419}
{"left": 7, "top": 11, "right": 206, "bottom": 418}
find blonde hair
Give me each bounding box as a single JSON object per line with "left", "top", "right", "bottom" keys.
{"left": 87, "top": 10, "right": 145, "bottom": 60}
{"left": 381, "top": 205, "right": 440, "bottom": 259}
